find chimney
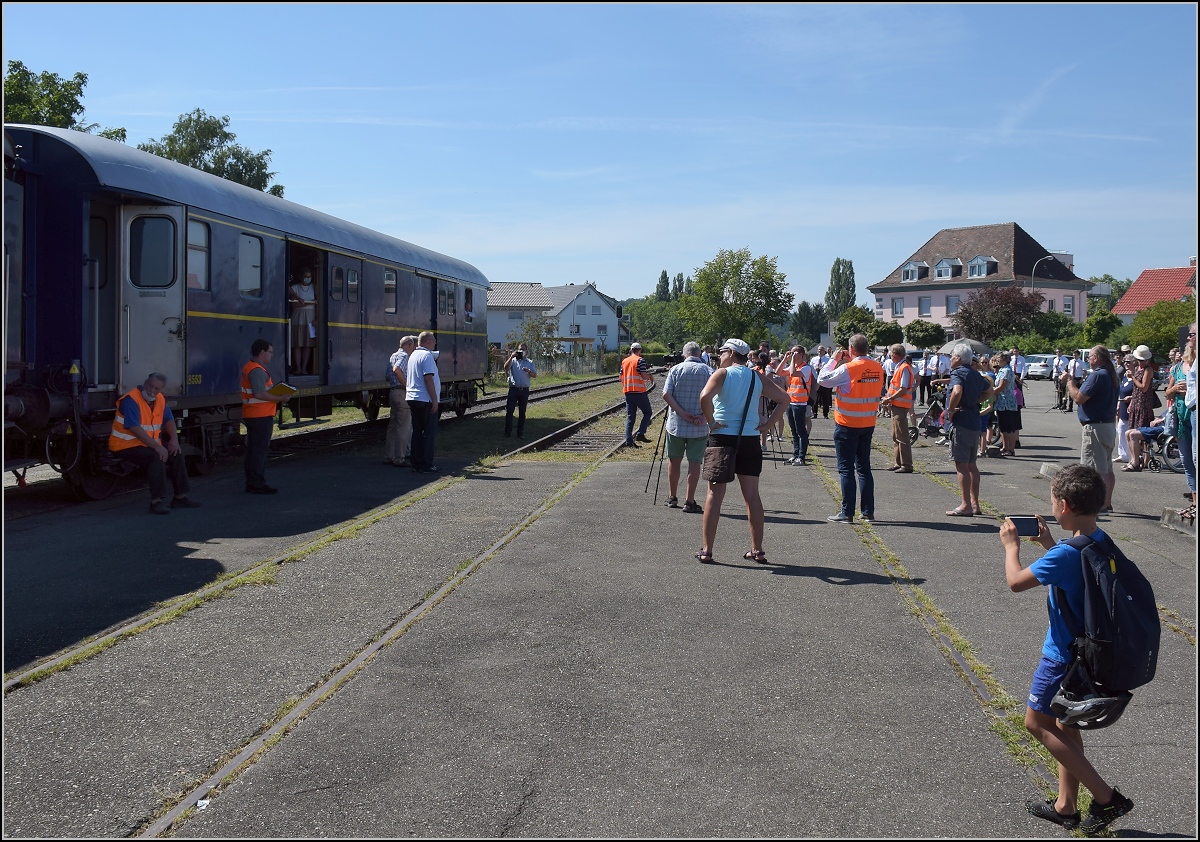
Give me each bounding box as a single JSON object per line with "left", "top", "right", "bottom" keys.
{"left": 1190, "top": 256, "right": 1197, "bottom": 267}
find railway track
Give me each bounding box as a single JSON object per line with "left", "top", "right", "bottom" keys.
{"left": 1, "top": 374, "right": 629, "bottom": 519}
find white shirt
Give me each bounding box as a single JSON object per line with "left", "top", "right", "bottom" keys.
{"left": 405, "top": 347, "right": 441, "bottom": 403}
{"left": 1067, "top": 358, "right": 1086, "bottom": 378}
{"left": 1052, "top": 354, "right": 1068, "bottom": 377}
{"left": 937, "top": 354, "right": 951, "bottom": 375}
{"left": 1012, "top": 354, "right": 1028, "bottom": 376}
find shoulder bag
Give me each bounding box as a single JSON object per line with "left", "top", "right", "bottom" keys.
{"left": 701, "top": 373, "right": 757, "bottom": 484}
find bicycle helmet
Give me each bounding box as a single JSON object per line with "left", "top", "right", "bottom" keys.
{"left": 1051, "top": 688, "right": 1132, "bottom": 730}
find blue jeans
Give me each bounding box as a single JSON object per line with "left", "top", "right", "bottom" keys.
{"left": 243, "top": 416, "right": 274, "bottom": 489}
{"left": 625, "top": 392, "right": 652, "bottom": 440}
{"left": 407, "top": 400, "right": 438, "bottom": 470}
{"left": 1180, "top": 412, "right": 1196, "bottom": 494}
{"left": 833, "top": 424, "right": 875, "bottom": 518}
{"left": 786, "top": 404, "right": 809, "bottom": 459}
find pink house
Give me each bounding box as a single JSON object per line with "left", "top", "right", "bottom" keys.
{"left": 867, "top": 222, "right": 1092, "bottom": 341}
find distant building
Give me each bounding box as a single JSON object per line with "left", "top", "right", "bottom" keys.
{"left": 542, "top": 282, "right": 623, "bottom": 353}
{"left": 1111, "top": 257, "right": 1197, "bottom": 326}
{"left": 866, "top": 222, "right": 1091, "bottom": 342}
{"left": 486, "top": 282, "right": 554, "bottom": 346}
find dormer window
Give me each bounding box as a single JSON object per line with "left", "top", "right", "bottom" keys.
{"left": 968, "top": 256, "right": 997, "bottom": 278}
{"left": 901, "top": 261, "right": 928, "bottom": 283}
{"left": 935, "top": 258, "right": 963, "bottom": 280}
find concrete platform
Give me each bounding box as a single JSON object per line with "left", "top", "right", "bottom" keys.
{"left": 2, "top": 380, "right": 1195, "bottom": 837}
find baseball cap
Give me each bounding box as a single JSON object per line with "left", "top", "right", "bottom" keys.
{"left": 630, "top": 342, "right": 642, "bottom": 350}
{"left": 718, "top": 338, "right": 750, "bottom": 356}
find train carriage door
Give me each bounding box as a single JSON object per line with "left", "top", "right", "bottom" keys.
{"left": 326, "top": 252, "right": 363, "bottom": 386}
{"left": 118, "top": 205, "right": 186, "bottom": 394}
{"left": 436, "top": 279, "right": 458, "bottom": 378}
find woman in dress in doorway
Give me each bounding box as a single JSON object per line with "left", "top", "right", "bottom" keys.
{"left": 289, "top": 270, "right": 317, "bottom": 374}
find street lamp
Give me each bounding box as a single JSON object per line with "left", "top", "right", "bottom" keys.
{"left": 1029, "top": 254, "right": 1055, "bottom": 292}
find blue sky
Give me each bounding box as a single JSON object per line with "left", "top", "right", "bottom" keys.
{"left": 4, "top": 3, "right": 1196, "bottom": 306}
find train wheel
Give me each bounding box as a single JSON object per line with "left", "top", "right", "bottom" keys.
{"left": 186, "top": 455, "right": 218, "bottom": 477}
{"left": 65, "top": 463, "right": 119, "bottom": 501}
{"left": 362, "top": 395, "right": 381, "bottom": 422}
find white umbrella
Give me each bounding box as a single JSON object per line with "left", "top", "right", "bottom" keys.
{"left": 938, "top": 338, "right": 991, "bottom": 357}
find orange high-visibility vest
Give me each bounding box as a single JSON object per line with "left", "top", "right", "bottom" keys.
{"left": 621, "top": 354, "right": 649, "bottom": 393}
{"left": 241, "top": 360, "right": 277, "bottom": 419}
{"left": 887, "top": 360, "right": 914, "bottom": 411}
{"left": 109, "top": 388, "right": 166, "bottom": 452}
{"left": 787, "top": 365, "right": 812, "bottom": 404}
{"left": 833, "top": 357, "right": 885, "bottom": 427}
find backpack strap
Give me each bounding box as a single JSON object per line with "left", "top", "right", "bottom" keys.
{"left": 1054, "top": 534, "right": 1095, "bottom": 643}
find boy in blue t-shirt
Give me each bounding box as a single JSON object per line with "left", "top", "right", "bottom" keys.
{"left": 1000, "top": 464, "right": 1135, "bottom": 835}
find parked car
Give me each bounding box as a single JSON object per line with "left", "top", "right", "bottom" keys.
{"left": 1024, "top": 354, "right": 1055, "bottom": 380}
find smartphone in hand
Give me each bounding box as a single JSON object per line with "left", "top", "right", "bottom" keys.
{"left": 1008, "top": 516, "right": 1041, "bottom": 537}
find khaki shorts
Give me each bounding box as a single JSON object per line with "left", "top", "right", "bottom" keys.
{"left": 1081, "top": 422, "right": 1116, "bottom": 471}
{"left": 665, "top": 432, "right": 707, "bottom": 462}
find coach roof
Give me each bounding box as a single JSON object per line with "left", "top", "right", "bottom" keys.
{"left": 5, "top": 124, "right": 489, "bottom": 289}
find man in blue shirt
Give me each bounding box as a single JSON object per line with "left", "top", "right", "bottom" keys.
{"left": 108, "top": 372, "right": 200, "bottom": 514}
{"left": 1062, "top": 345, "right": 1119, "bottom": 513}
{"left": 943, "top": 343, "right": 993, "bottom": 517}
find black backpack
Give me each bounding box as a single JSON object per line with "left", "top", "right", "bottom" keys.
{"left": 1051, "top": 533, "right": 1161, "bottom": 729}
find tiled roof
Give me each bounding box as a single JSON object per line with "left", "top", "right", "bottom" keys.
{"left": 1113, "top": 266, "right": 1197, "bottom": 315}
{"left": 487, "top": 282, "right": 554, "bottom": 309}
{"left": 542, "top": 282, "right": 619, "bottom": 316}
{"left": 867, "top": 222, "right": 1086, "bottom": 292}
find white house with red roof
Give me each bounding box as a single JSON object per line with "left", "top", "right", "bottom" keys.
{"left": 1112, "top": 257, "right": 1197, "bottom": 325}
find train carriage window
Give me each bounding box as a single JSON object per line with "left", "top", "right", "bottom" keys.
{"left": 187, "top": 220, "right": 210, "bottom": 290}
{"left": 464, "top": 288, "right": 474, "bottom": 323}
{"left": 347, "top": 268, "right": 359, "bottom": 303}
{"left": 331, "top": 266, "right": 344, "bottom": 300}
{"left": 447, "top": 288, "right": 456, "bottom": 315}
{"left": 438, "top": 289, "right": 447, "bottom": 315}
{"left": 238, "top": 234, "right": 262, "bottom": 298}
{"left": 129, "top": 216, "right": 176, "bottom": 288}
{"left": 384, "top": 269, "right": 397, "bottom": 314}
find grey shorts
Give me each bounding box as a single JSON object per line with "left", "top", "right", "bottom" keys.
{"left": 665, "top": 432, "right": 706, "bottom": 463}
{"left": 950, "top": 425, "right": 978, "bottom": 463}
{"left": 1081, "top": 422, "right": 1116, "bottom": 471}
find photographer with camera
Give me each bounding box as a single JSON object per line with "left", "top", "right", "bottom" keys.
{"left": 503, "top": 343, "right": 538, "bottom": 439}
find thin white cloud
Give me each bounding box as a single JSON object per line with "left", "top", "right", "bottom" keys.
{"left": 995, "top": 64, "right": 1078, "bottom": 139}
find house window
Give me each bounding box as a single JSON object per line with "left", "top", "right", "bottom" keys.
{"left": 508, "top": 310, "right": 522, "bottom": 320}
{"left": 967, "top": 256, "right": 997, "bottom": 278}
{"left": 576, "top": 304, "right": 586, "bottom": 316}
{"left": 592, "top": 305, "right": 601, "bottom": 315}
{"left": 1063, "top": 295, "right": 1074, "bottom": 316}
{"left": 186, "top": 220, "right": 209, "bottom": 290}
{"left": 918, "top": 296, "right": 931, "bottom": 317}
{"left": 875, "top": 297, "right": 883, "bottom": 312}
{"left": 946, "top": 295, "right": 960, "bottom": 315}
{"left": 902, "top": 268, "right": 917, "bottom": 282}
{"left": 1047, "top": 299, "right": 1056, "bottom": 312}
{"left": 900, "top": 261, "right": 927, "bottom": 283}
{"left": 238, "top": 234, "right": 262, "bottom": 298}
{"left": 935, "top": 258, "right": 962, "bottom": 280}
{"left": 569, "top": 324, "right": 581, "bottom": 335}
{"left": 892, "top": 298, "right": 904, "bottom": 317}
{"left": 597, "top": 324, "right": 607, "bottom": 336}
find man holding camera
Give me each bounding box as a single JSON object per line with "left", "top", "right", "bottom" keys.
{"left": 503, "top": 342, "right": 538, "bottom": 439}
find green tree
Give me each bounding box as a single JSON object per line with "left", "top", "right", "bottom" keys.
{"left": 832, "top": 305, "right": 876, "bottom": 348}
{"left": 788, "top": 300, "right": 828, "bottom": 346}
{"left": 952, "top": 284, "right": 1044, "bottom": 344}
{"left": 1086, "top": 274, "right": 1134, "bottom": 313}
{"left": 676, "top": 248, "right": 794, "bottom": 345}
{"left": 139, "top": 108, "right": 285, "bottom": 196}
{"left": 671, "top": 272, "right": 684, "bottom": 300}
{"left": 1031, "top": 310, "right": 1077, "bottom": 344}
{"left": 824, "top": 258, "right": 857, "bottom": 321}
{"left": 506, "top": 313, "right": 560, "bottom": 358}
{"left": 903, "top": 319, "right": 945, "bottom": 350}
{"left": 4, "top": 59, "right": 126, "bottom": 140}
{"left": 1129, "top": 297, "right": 1196, "bottom": 356}
{"left": 1081, "top": 308, "right": 1123, "bottom": 346}
{"left": 624, "top": 297, "right": 685, "bottom": 348}
{"left": 655, "top": 270, "right": 670, "bottom": 302}
{"left": 872, "top": 320, "right": 904, "bottom": 348}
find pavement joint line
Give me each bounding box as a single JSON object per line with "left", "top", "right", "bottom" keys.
{"left": 2, "top": 474, "right": 463, "bottom": 693}
{"left": 807, "top": 443, "right": 1059, "bottom": 789}
{"left": 138, "top": 437, "right": 626, "bottom": 837}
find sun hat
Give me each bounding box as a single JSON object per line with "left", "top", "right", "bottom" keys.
{"left": 718, "top": 338, "right": 750, "bottom": 356}
{"left": 1132, "top": 344, "right": 1153, "bottom": 361}
{"left": 1120, "top": 344, "right": 1132, "bottom": 353}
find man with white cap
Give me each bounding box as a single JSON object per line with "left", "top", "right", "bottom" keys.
{"left": 622, "top": 342, "right": 655, "bottom": 446}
